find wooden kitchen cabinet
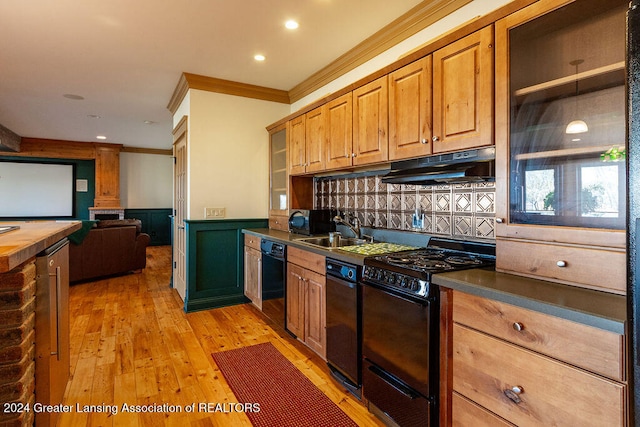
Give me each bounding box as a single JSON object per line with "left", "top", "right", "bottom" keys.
{"left": 448, "top": 290, "right": 626, "bottom": 427}
{"left": 494, "top": 0, "right": 627, "bottom": 293}
{"left": 305, "top": 106, "right": 325, "bottom": 173}
{"left": 389, "top": 56, "right": 433, "bottom": 160}
{"left": 243, "top": 234, "right": 262, "bottom": 309}
{"left": 432, "top": 25, "right": 493, "bottom": 154}
{"left": 288, "top": 106, "right": 325, "bottom": 175}
{"left": 288, "top": 115, "right": 306, "bottom": 175}
{"left": 286, "top": 246, "right": 326, "bottom": 359}
{"left": 325, "top": 92, "right": 353, "bottom": 171}
{"left": 353, "top": 75, "right": 388, "bottom": 166}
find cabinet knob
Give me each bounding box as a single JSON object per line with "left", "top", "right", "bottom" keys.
{"left": 421, "top": 138, "right": 428, "bottom": 144}
{"left": 512, "top": 322, "right": 524, "bottom": 332}
{"left": 432, "top": 136, "right": 440, "bottom": 142}
{"left": 504, "top": 386, "right": 524, "bottom": 404}
{"left": 556, "top": 260, "right": 567, "bottom": 267}
{"left": 351, "top": 153, "right": 357, "bottom": 157}
{"left": 495, "top": 217, "right": 504, "bottom": 223}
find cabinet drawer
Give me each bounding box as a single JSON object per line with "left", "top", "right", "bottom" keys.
{"left": 269, "top": 214, "right": 289, "bottom": 232}
{"left": 287, "top": 246, "right": 325, "bottom": 275}
{"left": 244, "top": 234, "right": 262, "bottom": 251}
{"left": 452, "top": 392, "right": 514, "bottom": 427}
{"left": 496, "top": 238, "right": 625, "bottom": 294}
{"left": 452, "top": 291, "right": 624, "bottom": 381}
{"left": 453, "top": 324, "right": 625, "bottom": 427}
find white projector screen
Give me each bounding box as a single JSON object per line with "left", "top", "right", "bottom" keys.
{"left": 0, "top": 161, "right": 75, "bottom": 218}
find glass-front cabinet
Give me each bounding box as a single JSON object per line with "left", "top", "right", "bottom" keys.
{"left": 269, "top": 123, "right": 289, "bottom": 231}
{"left": 495, "top": 0, "right": 627, "bottom": 293}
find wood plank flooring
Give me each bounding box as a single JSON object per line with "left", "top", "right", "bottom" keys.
{"left": 60, "top": 245, "right": 384, "bottom": 426}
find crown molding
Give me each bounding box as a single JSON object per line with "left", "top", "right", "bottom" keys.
{"left": 121, "top": 146, "right": 173, "bottom": 156}
{"left": 167, "top": 73, "right": 190, "bottom": 115}
{"left": 167, "top": 72, "right": 290, "bottom": 114}
{"left": 288, "top": 0, "right": 472, "bottom": 103}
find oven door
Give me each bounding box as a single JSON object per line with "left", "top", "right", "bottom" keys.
{"left": 362, "top": 282, "right": 437, "bottom": 398}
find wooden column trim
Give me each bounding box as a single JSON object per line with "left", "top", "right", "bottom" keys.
{"left": 93, "top": 143, "right": 122, "bottom": 208}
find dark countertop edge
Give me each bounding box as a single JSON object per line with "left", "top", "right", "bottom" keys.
{"left": 242, "top": 228, "right": 369, "bottom": 265}
{"left": 433, "top": 269, "right": 626, "bottom": 335}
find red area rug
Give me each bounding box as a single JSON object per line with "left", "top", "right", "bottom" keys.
{"left": 212, "top": 342, "right": 358, "bottom": 427}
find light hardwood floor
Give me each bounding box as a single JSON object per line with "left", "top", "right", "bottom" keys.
{"left": 59, "top": 245, "right": 384, "bottom": 427}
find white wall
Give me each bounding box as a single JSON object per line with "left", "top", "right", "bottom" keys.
{"left": 120, "top": 151, "right": 173, "bottom": 208}
{"left": 187, "top": 90, "right": 290, "bottom": 220}
{"left": 291, "top": 0, "right": 514, "bottom": 111}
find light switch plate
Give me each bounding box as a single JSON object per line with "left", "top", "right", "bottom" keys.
{"left": 205, "top": 207, "right": 226, "bottom": 219}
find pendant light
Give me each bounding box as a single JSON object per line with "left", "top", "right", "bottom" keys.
{"left": 565, "top": 59, "right": 588, "bottom": 134}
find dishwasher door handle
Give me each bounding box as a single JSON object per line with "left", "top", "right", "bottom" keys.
{"left": 326, "top": 275, "right": 356, "bottom": 289}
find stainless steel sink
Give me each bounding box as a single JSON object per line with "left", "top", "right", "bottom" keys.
{"left": 295, "top": 235, "right": 369, "bottom": 249}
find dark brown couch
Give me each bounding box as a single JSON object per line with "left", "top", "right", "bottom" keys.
{"left": 69, "top": 219, "right": 150, "bottom": 283}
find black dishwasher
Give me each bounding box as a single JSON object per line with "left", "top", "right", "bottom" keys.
{"left": 260, "top": 239, "right": 286, "bottom": 330}
{"left": 326, "top": 258, "right": 361, "bottom": 398}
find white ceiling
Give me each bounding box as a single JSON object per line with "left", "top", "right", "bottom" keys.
{"left": 0, "top": 0, "right": 424, "bottom": 150}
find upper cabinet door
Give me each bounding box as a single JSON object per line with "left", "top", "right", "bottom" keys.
{"left": 325, "top": 93, "right": 353, "bottom": 171}
{"left": 288, "top": 115, "right": 306, "bottom": 175}
{"left": 432, "top": 25, "right": 494, "bottom": 153}
{"left": 353, "top": 76, "right": 389, "bottom": 166}
{"left": 305, "top": 107, "right": 325, "bottom": 173}
{"left": 389, "top": 56, "right": 433, "bottom": 161}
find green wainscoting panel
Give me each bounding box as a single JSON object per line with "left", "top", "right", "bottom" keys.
{"left": 125, "top": 208, "right": 172, "bottom": 245}
{"left": 183, "top": 218, "right": 268, "bottom": 312}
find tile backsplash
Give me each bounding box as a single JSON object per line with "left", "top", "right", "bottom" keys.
{"left": 315, "top": 174, "right": 496, "bottom": 241}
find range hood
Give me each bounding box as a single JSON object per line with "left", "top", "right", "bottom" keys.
{"left": 382, "top": 146, "right": 495, "bottom": 185}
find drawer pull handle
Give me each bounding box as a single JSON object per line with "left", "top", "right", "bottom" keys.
{"left": 512, "top": 322, "right": 524, "bottom": 332}
{"left": 556, "top": 260, "right": 567, "bottom": 267}
{"left": 504, "top": 386, "right": 523, "bottom": 404}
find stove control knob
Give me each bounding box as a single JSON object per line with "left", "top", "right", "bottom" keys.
{"left": 400, "top": 277, "right": 408, "bottom": 288}
{"left": 409, "top": 279, "right": 419, "bottom": 291}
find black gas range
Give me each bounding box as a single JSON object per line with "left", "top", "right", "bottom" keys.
{"left": 363, "top": 237, "right": 496, "bottom": 300}
{"left": 360, "top": 237, "right": 495, "bottom": 427}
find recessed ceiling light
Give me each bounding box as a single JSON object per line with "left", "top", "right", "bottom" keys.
{"left": 96, "top": 135, "right": 107, "bottom": 140}
{"left": 143, "top": 120, "right": 156, "bottom": 125}
{"left": 63, "top": 94, "right": 84, "bottom": 100}
{"left": 254, "top": 54, "right": 266, "bottom": 61}
{"left": 87, "top": 114, "right": 101, "bottom": 119}
{"left": 285, "top": 20, "right": 299, "bottom": 30}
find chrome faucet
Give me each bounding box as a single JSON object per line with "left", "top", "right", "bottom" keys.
{"left": 333, "top": 214, "right": 362, "bottom": 239}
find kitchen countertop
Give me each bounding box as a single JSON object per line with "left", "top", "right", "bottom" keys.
{"left": 243, "top": 228, "right": 373, "bottom": 265}
{"left": 0, "top": 221, "right": 81, "bottom": 273}
{"left": 244, "top": 227, "right": 627, "bottom": 334}
{"left": 433, "top": 268, "right": 626, "bottom": 334}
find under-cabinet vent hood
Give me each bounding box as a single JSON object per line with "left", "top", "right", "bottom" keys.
{"left": 382, "top": 146, "right": 495, "bottom": 185}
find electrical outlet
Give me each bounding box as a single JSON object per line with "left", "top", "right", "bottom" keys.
{"left": 412, "top": 213, "right": 425, "bottom": 229}
{"left": 205, "top": 207, "right": 226, "bottom": 219}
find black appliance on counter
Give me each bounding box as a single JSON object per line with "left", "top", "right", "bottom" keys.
{"left": 288, "top": 209, "right": 336, "bottom": 235}
{"left": 326, "top": 258, "right": 361, "bottom": 398}
{"left": 361, "top": 238, "right": 495, "bottom": 427}
{"left": 260, "top": 239, "right": 286, "bottom": 330}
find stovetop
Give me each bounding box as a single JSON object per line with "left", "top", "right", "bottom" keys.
{"left": 362, "top": 238, "right": 495, "bottom": 299}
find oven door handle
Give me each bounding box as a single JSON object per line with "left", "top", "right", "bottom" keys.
{"left": 363, "top": 281, "right": 428, "bottom": 306}
{"left": 367, "top": 364, "right": 419, "bottom": 400}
